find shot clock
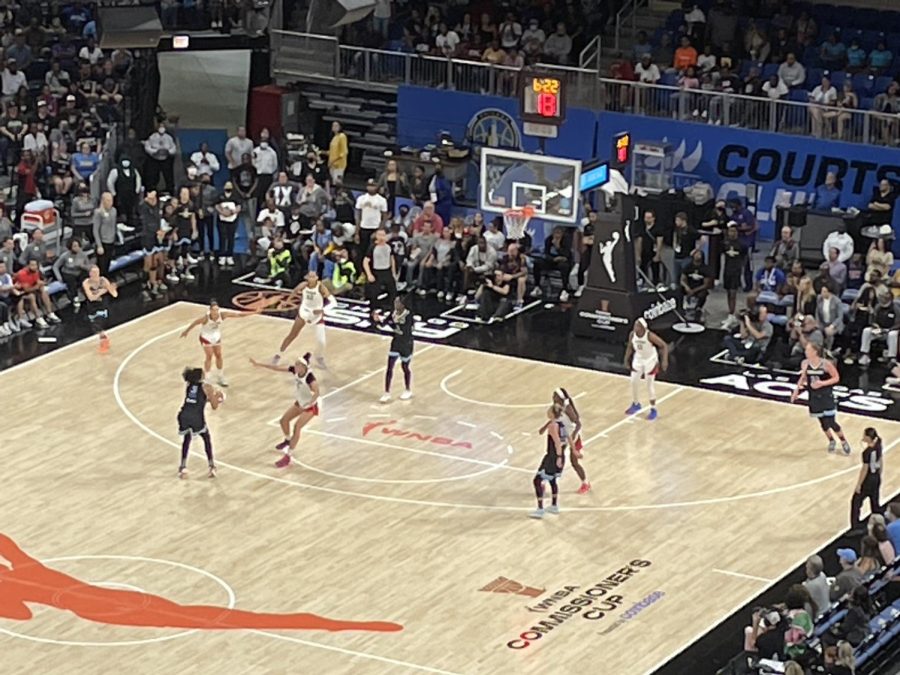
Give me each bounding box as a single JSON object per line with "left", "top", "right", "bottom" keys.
{"left": 520, "top": 73, "right": 567, "bottom": 126}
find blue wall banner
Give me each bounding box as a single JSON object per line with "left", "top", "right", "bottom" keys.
{"left": 395, "top": 86, "right": 900, "bottom": 242}
{"left": 595, "top": 112, "right": 900, "bottom": 239}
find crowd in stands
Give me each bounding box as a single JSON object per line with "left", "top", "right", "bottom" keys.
{"left": 737, "top": 498, "right": 900, "bottom": 673}
{"left": 0, "top": 0, "right": 138, "bottom": 337}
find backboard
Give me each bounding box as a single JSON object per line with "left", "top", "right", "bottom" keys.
{"left": 479, "top": 147, "right": 582, "bottom": 224}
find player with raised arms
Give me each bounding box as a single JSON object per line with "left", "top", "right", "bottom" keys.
{"left": 272, "top": 270, "right": 333, "bottom": 368}
{"left": 180, "top": 299, "right": 256, "bottom": 386}
{"left": 177, "top": 367, "right": 223, "bottom": 478}
{"left": 624, "top": 317, "right": 669, "bottom": 420}
{"left": 790, "top": 341, "right": 852, "bottom": 454}
{"left": 250, "top": 352, "right": 320, "bottom": 468}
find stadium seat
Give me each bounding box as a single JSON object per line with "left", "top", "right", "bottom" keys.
{"left": 762, "top": 63, "right": 779, "bottom": 80}
{"left": 875, "top": 76, "right": 894, "bottom": 94}
{"left": 852, "top": 73, "right": 874, "bottom": 95}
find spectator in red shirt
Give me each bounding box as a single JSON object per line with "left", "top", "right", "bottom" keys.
{"left": 411, "top": 201, "right": 445, "bottom": 235}
{"left": 13, "top": 257, "right": 59, "bottom": 328}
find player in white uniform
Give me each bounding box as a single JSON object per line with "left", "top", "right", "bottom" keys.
{"left": 273, "top": 271, "right": 332, "bottom": 368}
{"left": 180, "top": 300, "right": 256, "bottom": 386}
{"left": 623, "top": 318, "right": 669, "bottom": 420}
{"left": 250, "top": 352, "right": 320, "bottom": 468}
{"left": 550, "top": 388, "right": 590, "bottom": 494}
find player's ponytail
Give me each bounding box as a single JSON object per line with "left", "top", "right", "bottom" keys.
{"left": 301, "top": 352, "right": 312, "bottom": 365}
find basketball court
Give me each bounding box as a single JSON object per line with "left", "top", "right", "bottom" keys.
{"left": 2, "top": 301, "right": 898, "bottom": 674}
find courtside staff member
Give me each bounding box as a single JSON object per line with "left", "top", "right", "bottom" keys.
{"left": 851, "top": 427, "right": 883, "bottom": 529}
{"left": 355, "top": 179, "right": 388, "bottom": 271}
{"left": 363, "top": 228, "right": 396, "bottom": 315}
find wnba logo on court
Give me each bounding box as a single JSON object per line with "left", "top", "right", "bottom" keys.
{"left": 361, "top": 420, "right": 474, "bottom": 449}
{"left": 479, "top": 577, "right": 545, "bottom": 598}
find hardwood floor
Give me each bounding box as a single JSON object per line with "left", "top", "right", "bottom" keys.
{"left": 2, "top": 301, "right": 896, "bottom": 675}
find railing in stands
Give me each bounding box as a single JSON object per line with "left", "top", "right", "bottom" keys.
{"left": 614, "top": 0, "right": 649, "bottom": 52}
{"left": 579, "top": 35, "right": 602, "bottom": 73}
{"left": 270, "top": 31, "right": 896, "bottom": 148}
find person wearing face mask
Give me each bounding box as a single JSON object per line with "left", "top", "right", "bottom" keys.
{"left": 143, "top": 123, "right": 176, "bottom": 193}
{"left": 106, "top": 156, "right": 142, "bottom": 226}
{"left": 252, "top": 129, "right": 278, "bottom": 201}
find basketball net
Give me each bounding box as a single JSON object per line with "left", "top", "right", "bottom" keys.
{"left": 503, "top": 205, "right": 535, "bottom": 240}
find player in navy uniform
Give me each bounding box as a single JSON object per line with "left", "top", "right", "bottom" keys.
{"left": 377, "top": 295, "right": 415, "bottom": 402}
{"left": 790, "top": 342, "right": 851, "bottom": 454}
{"left": 851, "top": 427, "right": 883, "bottom": 528}
{"left": 531, "top": 404, "right": 566, "bottom": 519}
{"left": 177, "top": 367, "right": 223, "bottom": 478}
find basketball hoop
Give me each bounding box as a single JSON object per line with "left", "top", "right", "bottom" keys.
{"left": 503, "top": 205, "right": 535, "bottom": 240}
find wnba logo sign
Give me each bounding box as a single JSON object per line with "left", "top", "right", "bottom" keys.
{"left": 361, "top": 420, "right": 474, "bottom": 449}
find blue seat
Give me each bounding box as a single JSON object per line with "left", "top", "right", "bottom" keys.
{"left": 660, "top": 71, "right": 678, "bottom": 86}
{"left": 762, "top": 63, "right": 779, "bottom": 79}
{"left": 852, "top": 73, "right": 875, "bottom": 95}
{"left": 109, "top": 250, "right": 144, "bottom": 273}
{"left": 46, "top": 280, "right": 66, "bottom": 296}
{"left": 842, "top": 288, "right": 860, "bottom": 302}
{"left": 756, "top": 291, "right": 779, "bottom": 305}
{"left": 789, "top": 88, "right": 809, "bottom": 103}
{"left": 861, "top": 30, "right": 882, "bottom": 52}
{"left": 768, "top": 314, "right": 789, "bottom": 327}
{"left": 860, "top": 96, "right": 875, "bottom": 110}
{"left": 875, "top": 75, "right": 894, "bottom": 94}
{"left": 828, "top": 70, "right": 848, "bottom": 85}
{"left": 807, "top": 67, "right": 824, "bottom": 85}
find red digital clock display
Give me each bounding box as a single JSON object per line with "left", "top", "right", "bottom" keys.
{"left": 520, "top": 74, "right": 566, "bottom": 125}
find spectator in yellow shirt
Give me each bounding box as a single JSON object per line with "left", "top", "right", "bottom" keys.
{"left": 328, "top": 121, "right": 348, "bottom": 184}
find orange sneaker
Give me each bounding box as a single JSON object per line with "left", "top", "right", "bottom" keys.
{"left": 576, "top": 482, "right": 591, "bottom": 494}
{"left": 99, "top": 337, "right": 110, "bottom": 353}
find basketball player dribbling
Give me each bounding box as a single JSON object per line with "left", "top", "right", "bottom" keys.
{"left": 273, "top": 271, "right": 332, "bottom": 368}
{"left": 81, "top": 264, "right": 117, "bottom": 353}
{"left": 180, "top": 300, "right": 256, "bottom": 386}
{"left": 531, "top": 404, "right": 566, "bottom": 519}
{"left": 624, "top": 318, "right": 669, "bottom": 420}
{"left": 250, "top": 352, "right": 319, "bottom": 468}
{"left": 790, "top": 341, "right": 852, "bottom": 454}
{"left": 177, "top": 367, "right": 224, "bottom": 478}
{"left": 376, "top": 295, "right": 415, "bottom": 402}
{"left": 550, "top": 388, "right": 590, "bottom": 494}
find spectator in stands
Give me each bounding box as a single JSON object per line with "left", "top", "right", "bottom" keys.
{"left": 19, "top": 228, "right": 52, "bottom": 266}
{"left": 372, "top": 0, "right": 390, "bottom": 38}
{"left": 858, "top": 535, "right": 884, "bottom": 576}
{"left": 830, "top": 548, "right": 864, "bottom": 602}
{"left": 521, "top": 18, "right": 544, "bottom": 50}
{"left": 268, "top": 171, "right": 297, "bottom": 214}
{"left": 648, "top": 33, "right": 673, "bottom": 74}
{"left": 475, "top": 269, "right": 511, "bottom": 322}
{"left": 498, "top": 13, "right": 521, "bottom": 51}
{"left": 671, "top": 211, "right": 700, "bottom": 283}
{"left": 834, "top": 81, "right": 859, "bottom": 141}
{"left": 803, "top": 555, "right": 830, "bottom": 619}
{"left": 818, "top": 283, "right": 843, "bottom": 349}
{"left": 71, "top": 140, "right": 98, "bottom": 186}
{"left": 635, "top": 54, "right": 661, "bottom": 85}
{"left": 328, "top": 121, "right": 348, "bottom": 186}
{"left": 866, "top": 178, "right": 897, "bottom": 224}
{"left": 462, "top": 235, "right": 497, "bottom": 298}
{"left": 434, "top": 22, "right": 459, "bottom": 57}
{"left": 189, "top": 142, "right": 220, "bottom": 179}
{"left": 777, "top": 53, "right": 806, "bottom": 89}
{"left": 542, "top": 22, "right": 572, "bottom": 65}
{"left": 887, "top": 502, "right": 900, "bottom": 552}
{"left": 233, "top": 151, "right": 258, "bottom": 230}
{"left": 770, "top": 28, "right": 797, "bottom": 65}
{"left": 792, "top": 276, "right": 817, "bottom": 319}
{"left": 679, "top": 249, "right": 713, "bottom": 315}
{"left": 872, "top": 521, "right": 895, "bottom": 563}
{"left": 106, "top": 157, "right": 141, "bottom": 226}
{"left": 809, "top": 76, "right": 838, "bottom": 138}
{"left": 723, "top": 307, "right": 772, "bottom": 364}
{"left": 825, "top": 589, "right": 870, "bottom": 652}
{"left": 297, "top": 174, "right": 329, "bottom": 226}
{"left": 813, "top": 172, "right": 842, "bottom": 210}
{"left": 79, "top": 36, "right": 103, "bottom": 65}
{"left": 696, "top": 44, "right": 716, "bottom": 74}
{"left": 14, "top": 257, "right": 60, "bottom": 328}
{"left": 0, "top": 259, "right": 13, "bottom": 335}
{"left": 846, "top": 39, "right": 867, "bottom": 74}
{"left": 215, "top": 181, "right": 241, "bottom": 267}
{"left": 821, "top": 246, "right": 848, "bottom": 292}
{"left": 53, "top": 238, "right": 90, "bottom": 307}
{"left": 729, "top": 198, "right": 757, "bottom": 291}
{"left": 412, "top": 201, "right": 444, "bottom": 236}
{"left": 684, "top": 4, "right": 705, "bottom": 39}
{"left": 770, "top": 226, "right": 798, "bottom": 269}
{"left": 482, "top": 38, "right": 505, "bottom": 64}
{"left": 858, "top": 287, "right": 898, "bottom": 367}
{"left": 498, "top": 241, "right": 527, "bottom": 308}
{"left": 532, "top": 226, "right": 573, "bottom": 303}
{"left": 743, "top": 20, "right": 770, "bottom": 63}
{"left": 866, "top": 237, "right": 893, "bottom": 280}
{"left": 44, "top": 60, "right": 71, "bottom": 98}
{"left": 143, "top": 123, "right": 176, "bottom": 194}
{"left": 762, "top": 73, "right": 788, "bottom": 101}
{"left": 252, "top": 129, "right": 278, "bottom": 201}
{"left": 0, "top": 235, "right": 14, "bottom": 271}
{"left": 868, "top": 40, "right": 893, "bottom": 76}
{"left": 795, "top": 10, "right": 817, "bottom": 44}
{"left": 873, "top": 82, "right": 900, "bottom": 145}
{"left": 753, "top": 255, "right": 786, "bottom": 295}
{"left": 1, "top": 58, "right": 25, "bottom": 104}
{"left": 14, "top": 149, "right": 38, "bottom": 224}
{"left": 784, "top": 585, "right": 814, "bottom": 661}
{"left": 376, "top": 159, "right": 408, "bottom": 218}
{"left": 819, "top": 33, "right": 847, "bottom": 71}
{"left": 224, "top": 125, "right": 252, "bottom": 175}
{"left": 707, "top": 0, "right": 737, "bottom": 51}
{"left": 6, "top": 30, "right": 32, "bottom": 70}
{"left": 673, "top": 36, "right": 698, "bottom": 73}
{"left": 632, "top": 31, "right": 652, "bottom": 63}
{"left": 427, "top": 164, "right": 452, "bottom": 226}
{"left": 355, "top": 178, "right": 389, "bottom": 274}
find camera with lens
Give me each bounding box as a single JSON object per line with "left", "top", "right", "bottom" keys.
{"left": 740, "top": 307, "right": 761, "bottom": 323}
